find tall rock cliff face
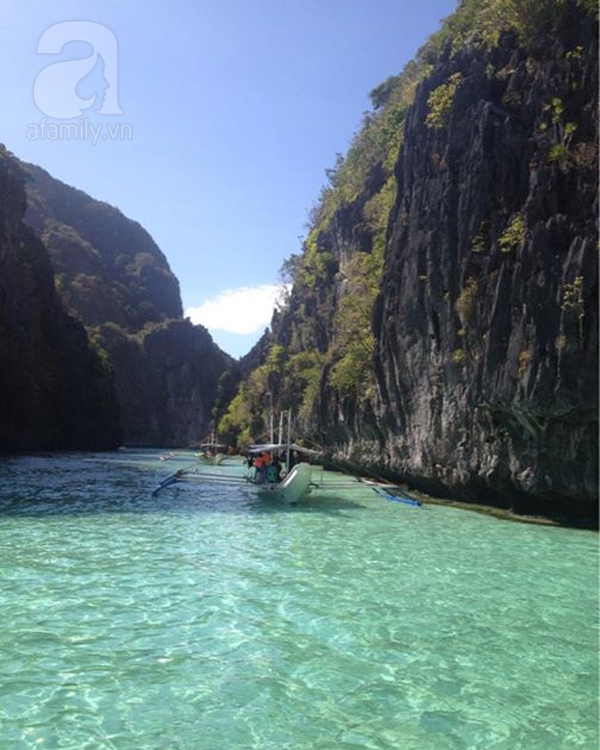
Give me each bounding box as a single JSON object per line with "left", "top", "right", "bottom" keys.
{"left": 0, "top": 148, "right": 121, "bottom": 451}
{"left": 19, "top": 161, "right": 231, "bottom": 447}
{"left": 221, "top": 2, "right": 598, "bottom": 525}
{"left": 373, "top": 11, "right": 598, "bottom": 522}
{"left": 92, "top": 319, "right": 230, "bottom": 447}
{"left": 23, "top": 162, "right": 182, "bottom": 329}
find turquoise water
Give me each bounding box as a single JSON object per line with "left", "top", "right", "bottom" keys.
{"left": 0, "top": 451, "right": 597, "bottom": 750}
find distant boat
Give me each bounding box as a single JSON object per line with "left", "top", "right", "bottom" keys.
{"left": 194, "top": 432, "right": 228, "bottom": 465}
{"left": 159, "top": 451, "right": 178, "bottom": 462}
{"left": 195, "top": 451, "right": 227, "bottom": 466}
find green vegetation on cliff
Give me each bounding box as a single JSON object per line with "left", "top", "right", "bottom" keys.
{"left": 217, "top": 0, "right": 599, "bottom": 522}
{"left": 15, "top": 158, "right": 231, "bottom": 448}
{"left": 22, "top": 161, "right": 183, "bottom": 331}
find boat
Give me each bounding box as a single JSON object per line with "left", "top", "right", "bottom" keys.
{"left": 252, "top": 462, "right": 313, "bottom": 504}
{"left": 152, "top": 449, "right": 422, "bottom": 507}
{"left": 236, "top": 409, "right": 322, "bottom": 502}
{"left": 152, "top": 454, "right": 422, "bottom": 508}
{"left": 159, "top": 451, "right": 178, "bottom": 462}
{"left": 193, "top": 433, "right": 228, "bottom": 465}
{"left": 152, "top": 440, "right": 422, "bottom": 507}
{"left": 152, "top": 444, "right": 319, "bottom": 503}
{"left": 152, "top": 411, "right": 422, "bottom": 508}
{"left": 195, "top": 450, "right": 227, "bottom": 466}
{"left": 243, "top": 442, "right": 322, "bottom": 504}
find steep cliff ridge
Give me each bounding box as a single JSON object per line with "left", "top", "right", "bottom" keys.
{"left": 0, "top": 147, "right": 121, "bottom": 450}
{"left": 218, "top": 0, "right": 598, "bottom": 525}
{"left": 22, "top": 162, "right": 182, "bottom": 330}
{"left": 374, "top": 6, "right": 598, "bottom": 522}
{"left": 92, "top": 319, "right": 231, "bottom": 447}
{"left": 19, "top": 159, "right": 231, "bottom": 447}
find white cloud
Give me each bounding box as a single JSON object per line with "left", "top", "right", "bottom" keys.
{"left": 185, "top": 284, "right": 284, "bottom": 335}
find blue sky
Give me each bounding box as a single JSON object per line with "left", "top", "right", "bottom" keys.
{"left": 2, "top": 0, "right": 457, "bottom": 357}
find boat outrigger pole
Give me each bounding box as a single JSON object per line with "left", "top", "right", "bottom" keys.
{"left": 152, "top": 468, "right": 187, "bottom": 496}
{"left": 286, "top": 409, "right": 292, "bottom": 471}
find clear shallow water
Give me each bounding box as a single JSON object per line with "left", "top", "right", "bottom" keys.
{"left": 0, "top": 451, "right": 597, "bottom": 750}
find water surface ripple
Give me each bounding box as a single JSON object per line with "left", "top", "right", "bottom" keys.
{"left": 0, "top": 451, "right": 597, "bottom": 749}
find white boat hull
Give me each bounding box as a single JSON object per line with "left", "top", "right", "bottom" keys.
{"left": 255, "top": 463, "right": 312, "bottom": 504}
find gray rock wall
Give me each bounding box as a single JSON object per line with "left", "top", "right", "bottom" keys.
{"left": 94, "top": 319, "right": 231, "bottom": 447}
{"left": 20, "top": 160, "right": 232, "bottom": 448}
{"left": 0, "top": 148, "right": 121, "bottom": 451}
{"left": 372, "top": 19, "right": 598, "bottom": 522}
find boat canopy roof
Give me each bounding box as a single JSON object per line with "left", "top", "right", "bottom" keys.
{"left": 248, "top": 443, "right": 321, "bottom": 456}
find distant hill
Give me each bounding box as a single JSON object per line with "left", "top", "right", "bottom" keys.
{"left": 15, "top": 159, "right": 232, "bottom": 447}
{"left": 22, "top": 162, "right": 183, "bottom": 330}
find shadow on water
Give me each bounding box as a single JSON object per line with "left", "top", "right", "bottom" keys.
{"left": 0, "top": 486, "right": 369, "bottom": 519}
{"left": 248, "top": 493, "right": 368, "bottom": 516}
{"left": 0, "top": 453, "right": 371, "bottom": 519}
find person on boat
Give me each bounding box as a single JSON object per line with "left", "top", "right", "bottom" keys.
{"left": 253, "top": 452, "right": 270, "bottom": 483}
{"left": 266, "top": 456, "right": 282, "bottom": 484}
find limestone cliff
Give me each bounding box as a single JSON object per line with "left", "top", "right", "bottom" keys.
{"left": 23, "top": 162, "right": 182, "bottom": 330}
{"left": 220, "top": 0, "right": 598, "bottom": 525}
{"left": 372, "top": 7, "right": 598, "bottom": 522}
{"left": 20, "top": 161, "right": 231, "bottom": 447}
{"left": 92, "top": 319, "right": 230, "bottom": 447}
{"left": 0, "top": 147, "right": 121, "bottom": 450}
